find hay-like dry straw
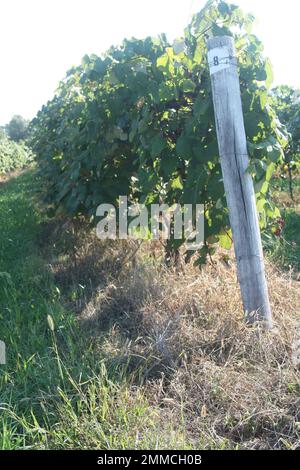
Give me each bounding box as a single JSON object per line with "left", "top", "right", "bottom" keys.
{"left": 49, "top": 223, "right": 300, "bottom": 450}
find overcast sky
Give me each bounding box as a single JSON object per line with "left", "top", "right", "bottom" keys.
{"left": 0, "top": 0, "right": 299, "bottom": 125}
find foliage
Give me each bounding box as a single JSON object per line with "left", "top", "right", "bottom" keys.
{"left": 31, "top": 0, "right": 286, "bottom": 262}
{"left": 271, "top": 86, "right": 300, "bottom": 198}
{"left": 265, "top": 176, "right": 300, "bottom": 271}
{"left": 0, "top": 133, "right": 34, "bottom": 174}
{"left": 6, "top": 114, "right": 29, "bottom": 142}
{"left": 271, "top": 86, "right": 300, "bottom": 160}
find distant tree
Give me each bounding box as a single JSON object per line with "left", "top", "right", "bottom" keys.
{"left": 6, "top": 115, "right": 29, "bottom": 142}
{"left": 0, "top": 126, "right": 6, "bottom": 139}
{"left": 271, "top": 86, "right": 300, "bottom": 199}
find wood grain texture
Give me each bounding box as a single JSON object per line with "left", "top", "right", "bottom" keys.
{"left": 207, "top": 36, "right": 273, "bottom": 328}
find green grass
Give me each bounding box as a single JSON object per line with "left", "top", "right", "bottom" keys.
{"left": 1, "top": 170, "right": 299, "bottom": 450}
{"left": 0, "top": 170, "right": 188, "bottom": 450}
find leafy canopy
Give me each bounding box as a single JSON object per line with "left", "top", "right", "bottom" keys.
{"left": 31, "top": 0, "right": 286, "bottom": 262}
{"left": 271, "top": 85, "right": 300, "bottom": 169}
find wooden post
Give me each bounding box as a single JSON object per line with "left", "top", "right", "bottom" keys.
{"left": 207, "top": 36, "right": 273, "bottom": 328}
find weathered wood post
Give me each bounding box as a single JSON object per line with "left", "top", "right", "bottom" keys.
{"left": 207, "top": 36, "right": 273, "bottom": 328}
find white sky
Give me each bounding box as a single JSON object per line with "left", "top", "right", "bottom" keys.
{"left": 0, "top": 0, "right": 299, "bottom": 125}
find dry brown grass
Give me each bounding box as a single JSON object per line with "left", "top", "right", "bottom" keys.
{"left": 0, "top": 168, "right": 24, "bottom": 185}
{"left": 46, "top": 221, "right": 300, "bottom": 449}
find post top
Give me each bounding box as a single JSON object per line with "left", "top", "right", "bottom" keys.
{"left": 207, "top": 35, "right": 235, "bottom": 55}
